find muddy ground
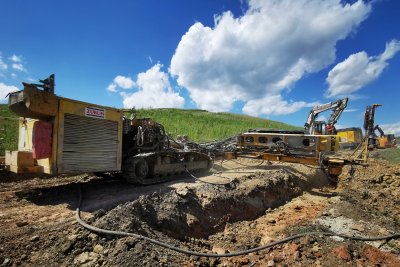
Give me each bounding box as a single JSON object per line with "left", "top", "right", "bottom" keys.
{"left": 0, "top": 155, "right": 399, "bottom": 266}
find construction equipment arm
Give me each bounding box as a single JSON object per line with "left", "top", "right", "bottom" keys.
{"left": 304, "top": 98, "right": 348, "bottom": 134}
{"left": 374, "top": 125, "right": 385, "bottom": 137}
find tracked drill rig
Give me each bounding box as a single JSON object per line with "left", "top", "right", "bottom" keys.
{"left": 5, "top": 75, "right": 212, "bottom": 184}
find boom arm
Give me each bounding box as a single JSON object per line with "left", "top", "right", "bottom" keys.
{"left": 304, "top": 98, "right": 348, "bottom": 134}
{"left": 374, "top": 125, "right": 384, "bottom": 137}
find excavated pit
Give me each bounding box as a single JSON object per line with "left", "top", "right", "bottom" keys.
{"left": 94, "top": 167, "right": 329, "bottom": 240}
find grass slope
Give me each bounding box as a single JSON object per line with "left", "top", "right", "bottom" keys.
{"left": 135, "top": 108, "right": 300, "bottom": 142}
{"left": 0, "top": 104, "right": 19, "bottom": 156}
{"left": 0, "top": 104, "right": 299, "bottom": 155}
{"left": 377, "top": 148, "right": 400, "bottom": 164}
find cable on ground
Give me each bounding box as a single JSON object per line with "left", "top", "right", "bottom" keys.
{"left": 76, "top": 183, "right": 400, "bottom": 258}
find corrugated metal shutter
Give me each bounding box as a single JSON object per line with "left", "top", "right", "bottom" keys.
{"left": 62, "top": 113, "right": 119, "bottom": 173}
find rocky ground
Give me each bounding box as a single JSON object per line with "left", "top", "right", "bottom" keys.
{"left": 0, "top": 154, "right": 399, "bottom": 266}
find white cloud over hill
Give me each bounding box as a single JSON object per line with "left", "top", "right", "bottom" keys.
{"left": 108, "top": 64, "right": 184, "bottom": 109}
{"left": 170, "top": 0, "right": 372, "bottom": 115}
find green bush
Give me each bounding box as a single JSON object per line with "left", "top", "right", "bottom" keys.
{"left": 0, "top": 104, "right": 19, "bottom": 156}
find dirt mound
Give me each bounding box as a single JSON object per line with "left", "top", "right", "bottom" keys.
{"left": 95, "top": 170, "right": 305, "bottom": 240}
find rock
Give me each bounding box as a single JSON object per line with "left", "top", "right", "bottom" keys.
{"left": 67, "top": 234, "right": 78, "bottom": 242}
{"left": 238, "top": 257, "right": 250, "bottom": 265}
{"left": 312, "top": 244, "right": 321, "bottom": 252}
{"left": 267, "top": 219, "right": 276, "bottom": 224}
{"left": 73, "top": 252, "right": 98, "bottom": 265}
{"left": 186, "top": 213, "right": 199, "bottom": 226}
{"left": 74, "top": 252, "right": 90, "bottom": 264}
{"left": 267, "top": 259, "right": 275, "bottom": 266}
{"left": 30, "top": 236, "right": 40, "bottom": 242}
{"left": 93, "top": 244, "right": 104, "bottom": 254}
{"left": 61, "top": 241, "right": 74, "bottom": 254}
{"left": 20, "top": 254, "right": 27, "bottom": 261}
{"left": 332, "top": 245, "right": 351, "bottom": 261}
{"left": 351, "top": 224, "right": 364, "bottom": 232}
{"left": 88, "top": 233, "right": 98, "bottom": 241}
{"left": 176, "top": 188, "right": 189, "bottom": 197}
{"left": 2, "top": 258, "right": 10, "bottom": 266}
{"left": 16, "top": 221, "right": 28, "bottom": 227}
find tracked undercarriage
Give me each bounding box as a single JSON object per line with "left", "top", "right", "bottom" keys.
{"left": 120, "top": 117, "right": 212, "bottom": 184}
{"left": 122, "top": 151, "right": 212, "bottom": 184}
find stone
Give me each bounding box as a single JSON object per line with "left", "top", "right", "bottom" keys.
{"left": 16, "top": 221, "right": 29, "bottom": 227}
{"left": 332, "top": 246, "right": 351, "bottom": 261}
{"left": 351, "top": 224, "right": 365, "bottom": 232}
{"left": 93, "top": 244, "right": 104, "bottom": 254}
{"left": 2, "top": 258, "right": 10, "bottom": 266}
{"left": 186, "top": 213, "right": 199, "bottom": 225}
{"left": 88, "top": 233, "right": 98, "bottom": 241}
{"left": 74, "top": 252, "right": 90, "bottom": 264}
{"left": 30, "top": 236, "right": 39, "bottom": 242}
{"left": 312, "top": 244, "right": 321, "bottom": 252}
{"left": 74, "top": 252, "right": 98, "bottom": 265}
{"left": 267, "top": 259, "right": 275, "bottom": 266}
{"left": 61, "top": 241, "right": 74, "bottom": 254}
{"left": 67, "top": 234, "right": 78, "bottom": 242}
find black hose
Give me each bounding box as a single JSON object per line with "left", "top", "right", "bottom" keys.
{"left": 75, "top": 183, "right": 400, "bottom": 258}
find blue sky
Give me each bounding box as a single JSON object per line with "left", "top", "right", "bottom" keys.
{"left": 0, "top": 0, "right": 399, "bottom": 134}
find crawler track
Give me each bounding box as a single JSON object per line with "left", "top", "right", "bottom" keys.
{"left": 121, "top": 151, "right": 212, "bottom": 184}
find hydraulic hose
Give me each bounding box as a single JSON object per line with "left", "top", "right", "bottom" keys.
{"left": 75, "top": 183, "right": 400, "bottom": 258}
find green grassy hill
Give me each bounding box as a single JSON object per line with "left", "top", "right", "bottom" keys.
{"left": 0, "top": 104, "right": 300, "bottom": 156}
{"left": 0, "top": 104, "right": 19, "bottom": 156}
{"left": 135, "top": 108, "right": 300, "bottom": 142}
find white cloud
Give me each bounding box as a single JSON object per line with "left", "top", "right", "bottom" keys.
{"left": 107, "top": 75, "right": 135, "bottom": 92}
{"left": 0, "top": 56, "right": 7, "bottom": 70}
{"left": 113, "top": 75, "right": 135, "bottom": 89}
{"left": 8, "top": 54, "right": 22, "bottom": 62}
{"left": 326, "top": 39, "right": 400, "bottom": 97}
{"left": 106, "top": 83, "right": 117, "bottom": 92}
{"left": 0, "top": 83, "right": 19, "bottom": 102}
{"left": 242, "top": 94, "right": 317, "bottom": 116}
{"left": 118, "top": 64, "right": 184, "bottom": 109}
{"left": 12, "top": 63, "right": 25, "bottom": 72}
{"left": 381, "top": 122, "right": 400, "bottom": 136}
{"left": 170, "top": 0, "right": 371, "bottom": 115}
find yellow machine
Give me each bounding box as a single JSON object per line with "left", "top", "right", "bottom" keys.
{"left": 5, "top": 75, "right": 212, "bottom": 183}
{"left": 336, "top": 127, "right": 363, "bottom": 150}
{"left": 7, "top": 79, "right": 123, "bottom": 174}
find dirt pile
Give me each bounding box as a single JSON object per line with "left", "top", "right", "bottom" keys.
{"left": 95, "top": 169, "right": 305, "bottom": 240}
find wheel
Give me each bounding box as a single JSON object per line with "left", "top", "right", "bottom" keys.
{"left": 122, "top": 158, "right": 149, "bottom": 184}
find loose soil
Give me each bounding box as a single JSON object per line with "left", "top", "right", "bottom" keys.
{"left": 0, "top": 155, "right": 399, "bottom": 266}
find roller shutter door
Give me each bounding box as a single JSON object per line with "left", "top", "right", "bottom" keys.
{"left": 61, "top": 113, "right": 119, "bottom": 173}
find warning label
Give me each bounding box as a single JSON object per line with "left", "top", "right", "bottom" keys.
{"left": 85, "top": 107, "right": 105, "bottom": 119}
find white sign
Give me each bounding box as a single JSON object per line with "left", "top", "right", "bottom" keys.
{"left": 85, "top": 107, "right": 105, "bottom": 119}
